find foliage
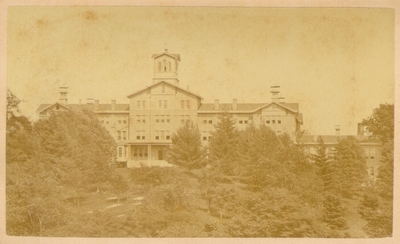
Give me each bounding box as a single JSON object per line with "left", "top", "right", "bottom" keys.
{"left": 361, "top": 103, "right": 394, "bottom": 143}
{"left": 208, "top": 112, "right": 239, "bottom": 175}
{"left": 333, "top": 137, "right": 368, "bottom": 197}
{"left": 322, "top": 193, "right": 348, "bottom": 231}
{"left": 168, "top": 120, "right": 206, "bottom": 171}
{"left": 6, "top": 104, "right": 116, "bottom": 236}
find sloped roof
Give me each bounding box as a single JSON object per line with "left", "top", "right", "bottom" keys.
{"left": 198, "top": 102, "right": 299, "bottom": 113}
{"left": 37, "top": 103, "right": 129, "bottom": 113}
{"left": 151, "top": 53, "right": 181, "bottom": 61}
{"left": 127, "top": 81, "right": 203, "bottom": 99}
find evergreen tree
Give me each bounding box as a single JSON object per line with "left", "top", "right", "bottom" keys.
{"left": 168, "top": 120, "right": 205, "bottom": 171}
{"left": 208, "top": 112, "right": 239, "bottom": 175}
{"left": 322, "top": 193, "right": 348, "bottom": 231}
{"left": 334, "top": 137, "right": 368, "bottom": 198}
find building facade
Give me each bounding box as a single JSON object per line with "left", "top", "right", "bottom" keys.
{"left": 300, "top": 124, "right": 383, "bottom": 182}
{"left": 37, "top": 50, "right": 303, "bottom": 167}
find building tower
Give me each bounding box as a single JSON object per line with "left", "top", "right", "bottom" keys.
{"left": 152, "top": 49, "right": 181, "bottom": 86}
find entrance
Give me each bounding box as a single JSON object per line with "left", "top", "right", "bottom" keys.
{"left": 158, "top": 149, "right": 164, "bottom": 160}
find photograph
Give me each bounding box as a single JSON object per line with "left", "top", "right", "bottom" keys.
{"left": 3, "top": 2, "right": 396, "bottom": 241}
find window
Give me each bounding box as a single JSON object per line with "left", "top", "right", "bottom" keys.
{"left": 181, "top": 115, "right": 185, "bottom": 123}
{"left": 141, "top": 130, "right": 145, "bottom": 140}
{"left": 137, "top": 100, "right": 141, "bottom": 109}
{"left": 106, "top": 121, "right": 109, "bottom": 124}
{"left": 186, "top": 100, "right": 190, "bottom": 109}
{"left": 181, "top": 100, "right": 185, "bottom": 109}
{"left": 239, "top": 120, "right": 243, "bottom": 124}
{"left": 155, "top": 130, "right": 160, "bottom": 140}
{"left": 168, "top": 62, "right": 171, "bottom": 71}
{"left": 122, "top": 131, "right": 127, "bottom": 141}
{"left": 166, "top": 115, "right": 170, "bottom": 123}
{"left": 370, "top": 166, "right": 375, "bottom": 176}
{"left": 101, "top": 120, "right": 104, "bottom": 124}
{"left": 158, "top": 100, "right": 162, "bottom": 109}
{"left": 370, "top": 149, "right": 376, "bottom": 159}
{"left": 142, "top": 116, "right": 146, "bottom": 124}
{"left": 162, "top": 85, "right": 165, "bottom": 93}
{"left": 272, "top": 120, "right": 276, "bottom": 124}
{"left": 142, "top": 101, "right": 146, "bottom": 109}
{"left": 118, "top": 120, "right": 121, "bottom": 124}
{"left": 123, "top": 120, "right": 127, "bottom": 124}
{"left": 118, "top": 147, "right": 122, "bottom": 157}
{"left": 158, "top": 62, "right": 161, "bottom": 72}
{"left": 136, "top": 115, "right": 141, "bottom": 123}
{"left": 186, "top": 115, "right": 190, "bottom": 122}
{"left": 136, "top": 130, "right": 141, "bottom": 140}
{"left": 117, "top": 131, "right": 121, "bottom": 141}
{"left": 203, "top": 120, "right": 208, "bottom": 124}
{"left": 266, "top": 120, "right": 270, "bottom": 124}
{"left": 156, "top": 115, "right": 160, "bottom": 123}
{"left": 208, "top": 120, "right": 212, "bottom": 124}
{"left": 164, "top": 100, "right": 168, "bottom": 109}
{"left": 244, "top": 120, "right": 248, "bottom": 124}
{"left": 166, "top": 130, "right": 170, "bottom": 140}
{"left": 161, "top": 115, "right": 165, "bottom": 123}
{"left": 278, "top": 120, "right": 281, "bottom": 124}
{"left": 203, "top": 131, "right": 208, "bottom": 141}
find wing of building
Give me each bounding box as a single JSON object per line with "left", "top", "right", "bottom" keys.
{"left": 36, "top": 50, "right": 303, "bottom": 168}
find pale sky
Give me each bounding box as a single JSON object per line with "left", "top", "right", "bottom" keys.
{"left": 7, "top": 6, "right": 394, "bottom": 135}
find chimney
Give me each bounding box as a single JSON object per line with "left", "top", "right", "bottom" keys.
{"left": 214, "top": 99, "right": 219, "bottom": 110}
{"left": 111, "top": 100, "right": 116, "bottom": 111}
{"left": 335, "top": 125, "right": 341, "bottom": 136}
{"left": 94, "top": 100, "right": 99, "bottom": 111}
{"left": 357, "top": 123, "right": 365, "bottom": 136}
{"left": 59, "top": 86, "right": 68, "bottom": 105}
{"left": 86, "top": 98, "right": 94, "bottom": 104}
{"left": 232, "top": 99, "right": 237, "bottom": 110}
{"left": 270, "top": 85, "right": 280, "bottom": 103}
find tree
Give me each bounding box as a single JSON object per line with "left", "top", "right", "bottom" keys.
{"left": 168, "top": 120, "right": 206, "bottom": 171}
{"left": 208, "top": 112, "right": 239, "bottom": 175}
{"left": 362, "top": 103, "right": 394, "bottom": 143}
{"left": 7, "top": 108, "right": 116, "bottom": 236}
{"left": 334, "top": 137, "right": 368, "bottom": 197}
{"left": 322, "top": 193, "right": 348, "bottom": 231}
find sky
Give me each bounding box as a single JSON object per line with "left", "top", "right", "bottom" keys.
{"left": 6, "top": 6, "right": 394, "bottom": 135}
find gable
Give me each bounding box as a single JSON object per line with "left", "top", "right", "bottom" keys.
{"left": 127, "top": 81, "right": 203, "bottom": 100}
{"left": 37, "top": 103, "right": 70, "bottom": 114}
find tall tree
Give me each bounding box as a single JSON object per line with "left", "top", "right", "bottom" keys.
{"left": 334, "top": 137, "right": 368, "bottom": 198}
{"left": 208, "top": 112, "right": 239, "bottom": 175}
{"left": 168, "top": 120, "right": 205, "bottom": 172}
{"left": 361, "top": 103, "right": 394, "bottom": 143}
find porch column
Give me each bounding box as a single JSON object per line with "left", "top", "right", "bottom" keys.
{"left": 127, "top": 145, "right": 131, "bottom": 160}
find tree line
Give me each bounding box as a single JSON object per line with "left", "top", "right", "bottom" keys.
{"left": 6, "top": 89, "right": 393, "bottom": 237}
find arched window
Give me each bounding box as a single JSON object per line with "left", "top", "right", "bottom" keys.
{"left": 168, "top": 62, "right": 171, "bottom": 71}
{"left": 158, "top": 62, "right": 161, "bottom": 72}
{"left": 163, "top": 60, "right": 167, "bottom": 72}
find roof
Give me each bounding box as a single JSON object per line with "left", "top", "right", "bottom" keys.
{"left": 151, "top": 53, "right": 181, "bottom": 61}
{"left": 198, "top": 102, "right": 299, "bottom": 113}
{"left": 127, "top": 81, "right": 203, "bottom": 100}
{"left": 36, "top": 103, "right": 129, "bottom": 113}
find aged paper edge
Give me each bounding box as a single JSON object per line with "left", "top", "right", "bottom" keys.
{"left": 0, "top": 0, "right": 399, "bottom": 244}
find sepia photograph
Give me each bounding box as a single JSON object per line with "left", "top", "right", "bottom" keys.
{"left": 2, "top": 0, "right": 397, "bottom": 242}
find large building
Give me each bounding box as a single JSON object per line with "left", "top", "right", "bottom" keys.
{"left": 300, "top": 124, "right": 383, "bottom": 182}
{"left": 37, "top": 50, "right": 303, "bottom": 167}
